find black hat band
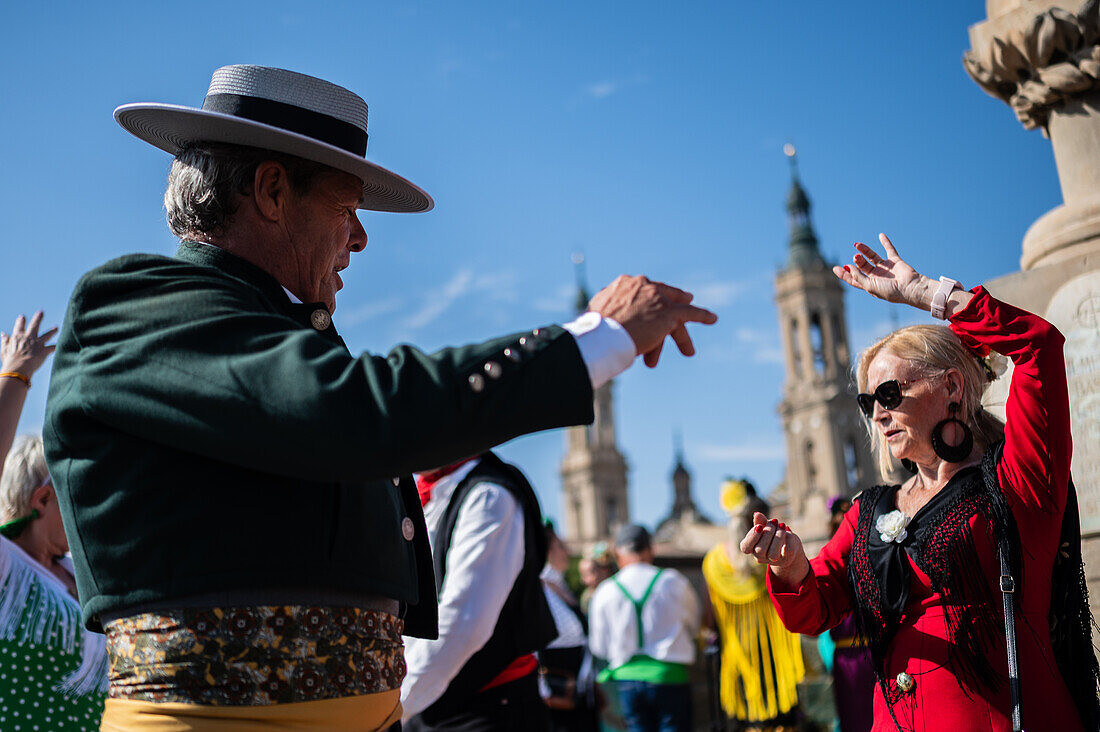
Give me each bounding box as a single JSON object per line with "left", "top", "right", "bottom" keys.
{"left": 202, "top": 93, "right": 368, "bottom": 157}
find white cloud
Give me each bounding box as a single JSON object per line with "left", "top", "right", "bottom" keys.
{"left": 473, "top": 271, "right": 520, "bottom": 302}
{"left": 339, "top": 297, "right": 403, "bottom": 328}
{"left": 697, "top": 441, "right": 786, "bottom": 462}
{"left": 583, "top": 73, "right": 649, "bottom": 100}
{"left": 587, "top": 81, "right": 618, "bottom": 99}
{"left": 690, "top": 280, "right": 750, "bottom": 308}
{"left": 401, "top": 268, "right": 520, "bottom": 330}
{"left": 403, "top": 269, "right": 474, "bottom": 329}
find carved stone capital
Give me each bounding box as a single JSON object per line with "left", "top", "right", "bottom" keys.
{"left": 965, "top": 0, "right": 1100, "bottom": 130}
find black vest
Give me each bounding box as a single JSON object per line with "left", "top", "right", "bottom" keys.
{"left": 420, "top": 452, "right": 558, "bottom": 720}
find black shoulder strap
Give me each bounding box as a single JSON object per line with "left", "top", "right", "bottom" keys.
{"left": 981, "top": 440, "right": 1100, "bottom": 732}
{"left": 980, "top": 441, "right": 1024, "bottom": 731}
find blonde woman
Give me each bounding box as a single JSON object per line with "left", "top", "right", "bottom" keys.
{"left": 741, "top": 235, "right": 1098, "bottom": 731}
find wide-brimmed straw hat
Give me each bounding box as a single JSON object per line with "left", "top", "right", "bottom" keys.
{"left": 114, "top": 65, "right": 433, "bottom": 213}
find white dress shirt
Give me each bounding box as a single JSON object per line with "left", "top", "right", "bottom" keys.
{"left": 588, "top": 563, "right": 701, "bottom": 671}
{"left": 562, "top": 312, "right": 636, "bottom": 389}
{"left": 401, "top": 459, "right": 527, "bottom": 720}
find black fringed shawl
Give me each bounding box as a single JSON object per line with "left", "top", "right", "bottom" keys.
{"left": 847, "top": 442, "right": 1100, "bottom": 731}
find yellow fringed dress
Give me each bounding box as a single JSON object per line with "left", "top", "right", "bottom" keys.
{"left": 702, "top": 544, "right": 804, "bottom": 722}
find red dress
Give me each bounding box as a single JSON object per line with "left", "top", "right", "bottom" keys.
{"left": 767, "top": 287, "right": 1085, "bottom": 732}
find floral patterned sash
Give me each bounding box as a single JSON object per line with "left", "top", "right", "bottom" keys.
{"left": 105, "top": 605, "right": 404, "bottom": 705}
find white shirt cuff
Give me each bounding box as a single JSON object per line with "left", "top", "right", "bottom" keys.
{"left": 563, "top": 312, "right": 637, "bottom": 390}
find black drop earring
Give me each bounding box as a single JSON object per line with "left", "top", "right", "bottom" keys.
{"left": 900, "top": 459, "right": 917, "bottom": 474}
{"left": 931, "top": 401, "right": 973, "bottom": 463}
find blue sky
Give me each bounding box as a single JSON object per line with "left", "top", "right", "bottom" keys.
{"left": 1, "top": 2, "right": 1062, "bottom": 532}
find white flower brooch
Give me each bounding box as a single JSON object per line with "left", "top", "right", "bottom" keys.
{"left": 876, "top": 509, "right": 911, "bottom": 544}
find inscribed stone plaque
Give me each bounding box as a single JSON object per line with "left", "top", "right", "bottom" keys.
{"left": 1046, "top": 272, "right": 1100, "bottom": 535}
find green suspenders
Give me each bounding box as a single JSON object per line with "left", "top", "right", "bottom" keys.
{"left": 612, "top": 568, "right": 664, "bottom": 647}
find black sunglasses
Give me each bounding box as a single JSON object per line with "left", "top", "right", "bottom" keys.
{"left": 856, "top": 376, "right": 931, "bottom": 417}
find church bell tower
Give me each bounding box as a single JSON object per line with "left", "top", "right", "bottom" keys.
{"left": 561, "top": 255, "right": 630, "bottom": 544}
{"left": 774, "top": 148, "right": 874, "bottom": 541}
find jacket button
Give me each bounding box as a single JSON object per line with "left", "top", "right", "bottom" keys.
{"left": 895, "top": 671, "right": 914, "bottom": 693}
{"left": 310, "top": 309, "right": 331, "bottom": 331}
{"left": 484, "top": 361, "right": 503, "bottom": 379}
{"left": 468, "top": 373, "right": 485, "bottom": 392}
{"left": 533, "top": 327, "right": 551, "bottom": 341}
{"left": 519, "top": 336, "right": 536, "bottom": 353}
{"left": 401, "top": 517, "right": 415, "bottom": 541}
{"left": 503, "top": 347, "right": 521, "bottom": 363}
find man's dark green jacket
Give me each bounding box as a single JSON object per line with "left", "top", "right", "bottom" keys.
{"left": 43, "top": 242, "right": 594, "bottom": 638}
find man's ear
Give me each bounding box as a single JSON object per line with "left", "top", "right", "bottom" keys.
{"left": 253, "top": 161, "right": 292, "bottom": 222}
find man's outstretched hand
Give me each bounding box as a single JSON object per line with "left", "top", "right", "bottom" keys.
{"left": 588, "top": 275, "right": 718, "bottom": 368}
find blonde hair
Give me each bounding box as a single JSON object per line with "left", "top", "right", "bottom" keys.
{"left": 856, "top": 325, "right": 1004, "bottom": 481}
{"left": 0, "top": 435, "right": 49, "bottom": 521}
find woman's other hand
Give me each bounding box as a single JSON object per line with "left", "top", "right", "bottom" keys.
{"left": 1, "top": 311, "right": 57, "bottom": 379}
{"left": 739, "top": 512, "right": 810, "bottom": 585}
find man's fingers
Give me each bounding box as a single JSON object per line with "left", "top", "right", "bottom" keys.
{"left": 27, "top": 310, "right": 44, "bottom": 337}
{"left": 12, "top": 315, "right": 25, "bottom": 334}
{"left": 643, "top": 340, "right": 663, "bottom": 368}
{"left": 669, "top": 324, "right": 694, "bottom": 357}
{"left": 653, "top": 282, "right": 694, "bottom": 304}
{"left": 676, "top": 303, "right": 718, "bottom": 326}
{"left": 39, "top": 326, "right": 58, "bottom": 343}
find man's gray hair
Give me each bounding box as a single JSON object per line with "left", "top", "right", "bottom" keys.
{"left": 0, "top": 435, "right": 49, "bottom": 522}
{"left": 164, "top": 143, "right": 331, "bottom": 239}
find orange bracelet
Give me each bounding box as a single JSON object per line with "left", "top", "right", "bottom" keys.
{"left": 0, "top": 371, "right": 30, "bottom": 387}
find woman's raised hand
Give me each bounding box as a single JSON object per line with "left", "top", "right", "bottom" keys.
{"left": 1, "top": 311, "right": 57, "bottom": 379}
{"left": 739, "top": 512, "right": 810, "bottom": 584}
{"left": 833, "top": 233, "right": 929, "bottom": 308}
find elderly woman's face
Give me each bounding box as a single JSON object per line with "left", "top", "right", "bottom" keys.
{"left": 865, "top": 352, "right": 954, "bottom": 464}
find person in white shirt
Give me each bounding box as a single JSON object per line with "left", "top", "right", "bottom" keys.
{"left": 588, "top": 525, "right": 701, "bottom": 732}
{"left": 402, "top": 453, "right": 557, "bottom": 730}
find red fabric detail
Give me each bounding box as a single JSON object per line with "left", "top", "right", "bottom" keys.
{"left": 479, "top": 654, "right": 538, "bottom": 692}
{"left": 765, "top": 287, "right": 1084, "bottom": 731}
{"left": 414, "top": 458, "right": 476, "bottom": 507}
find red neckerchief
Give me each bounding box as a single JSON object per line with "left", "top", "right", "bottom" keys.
{"left": 414, "top": 458, "right": 477, "bottom": 507}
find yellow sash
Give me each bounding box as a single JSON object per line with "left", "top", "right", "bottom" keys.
{"left": 100, "top": 690, "right": 401, "bottom": 731}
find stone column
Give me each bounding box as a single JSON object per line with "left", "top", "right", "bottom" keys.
{"left": 965, "top": 0, "right": 1100, "bottom": 615}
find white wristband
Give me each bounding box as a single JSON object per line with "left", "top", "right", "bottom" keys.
{"left": 930, "top": 276, "right": 960, "bottom": 320}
